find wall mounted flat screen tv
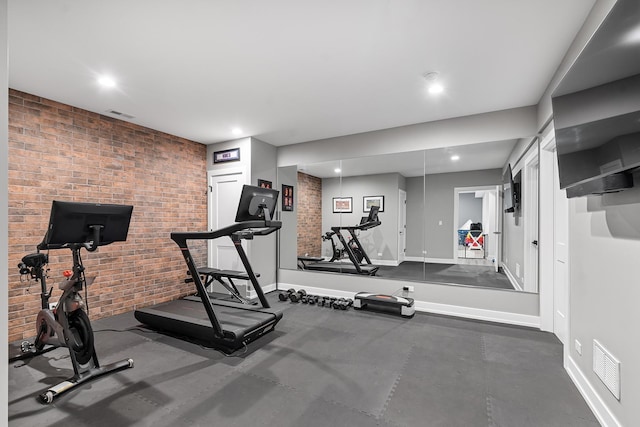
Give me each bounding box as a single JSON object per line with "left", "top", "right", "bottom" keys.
{"left": 551, "top": 0, "right": 640, "bottom": 198}
{"left": 503, "top": 164, "right": 520, "bottom": 213}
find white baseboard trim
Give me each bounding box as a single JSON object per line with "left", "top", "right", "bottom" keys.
{"left": 247, "top": 282, "right": 277, "bottom": 299}
{"left": 274, "top": 283, "right": 539, "bottom": 328}
{"left": 275, "top": 283, "right": 357, "bottom": 300}
{"left": 501, "top": 265, "right": 523, "bottom": 291}
{"left": 371, "top": 259, "right": 399, "bottom": 267}
{"left": 566, "top": 356, "right": 621, "bottom": 427}
{"left": 404, "top": 256, "right": 456, "bottom": 264}
{"left": 413, "top": 300, "right": 540, "bottom": 328}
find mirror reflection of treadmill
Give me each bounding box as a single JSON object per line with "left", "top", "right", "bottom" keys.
{"left": 134, "top": 185, "right": 284, "bottom": 354}
{"left": 303, "top": 206, "right": 381, "bottom": 275}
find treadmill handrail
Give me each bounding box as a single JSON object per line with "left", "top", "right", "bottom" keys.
{"left": 171, "top": 220, "right": 282, "bottom": 245}
{"left": 331, "top": 220, "right": 381, "bottom": 231}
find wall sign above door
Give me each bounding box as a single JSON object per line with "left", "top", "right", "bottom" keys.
{"left": 213, "top": 148, "right": 240, "bottom": 163}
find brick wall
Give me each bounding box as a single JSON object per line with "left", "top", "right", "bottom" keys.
{"left": 7, "top": 89, "right": 208, "bottom": 342}
{"left": 297, "top": 172, "right": 322, "bottom": 257}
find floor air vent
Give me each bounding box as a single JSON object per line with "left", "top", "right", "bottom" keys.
{"left": 593, "top": 340, "right": 620, "bottom": 400}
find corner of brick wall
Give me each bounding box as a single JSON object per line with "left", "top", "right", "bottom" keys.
{"left": 7, "top": 89, "right": 208, "bottom": 342}
{"left": 296, "top": 172, "right": 322, "bottom": 257}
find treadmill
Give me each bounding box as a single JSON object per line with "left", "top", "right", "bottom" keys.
{"left": 134, "top": 185, "right": 283, "bottom": 354}
{"left": 303, "top": 206, "right": 381, "bottom": 275}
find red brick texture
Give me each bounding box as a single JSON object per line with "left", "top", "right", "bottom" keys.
{"left": 296, "top": 172, "right": 322, "bottom": 257}
{"left": 7, "top": 89, "right": 208, "bottom": 342}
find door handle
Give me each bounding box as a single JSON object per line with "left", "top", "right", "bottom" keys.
{"left": 532, "top": 240, "right": 538, "bottom": 246}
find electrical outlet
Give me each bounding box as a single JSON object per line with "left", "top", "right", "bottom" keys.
{"left": 438, "top": 220, "right": 443, "bottom": 226}
{"left": 407, "top": 286, "right": 414, "bottom": 292}
{"left": 377, "top": 252, "right": 382, "bottom": 257}
{"left": 575, "top": 339, "right": 582, "bottom": 356}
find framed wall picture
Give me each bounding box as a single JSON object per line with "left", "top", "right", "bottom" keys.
{"left": 333, "top": 197, "right": 353, "bottom": 213}
{"left": 282, "top": 184, "right": 294, "bottom": 211}
{"left": 258, "top": 179, "right": 272, "bottom": 189}
{"left": 213, "top": 147, "right": 240, "bottom": 163}
{"left": 363, "top": 195, "right": 384, "bottom": 212}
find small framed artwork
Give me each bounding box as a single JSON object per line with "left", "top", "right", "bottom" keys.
{"left": 363, "top": 195, "right": 384, "bottom": 212}
{"left": 213, "top": 147, "right": 240, "bottom": 164}
{"left": 333, "top": 197, "right": 353, "bottom": 213}
{"left": 282, "top": 184, "right": 294, "bottom": 211}
{"left": 258, "top": 179, "right": 272, "bottom": 189}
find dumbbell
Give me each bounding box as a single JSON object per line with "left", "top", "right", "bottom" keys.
{"left": 278, "top": 288, "right": 296, "bottom": 301}
{"left": 333, "top": 298, "right": 348, "bottom": 310}
{"left": 289, "top": 289, "right": 307, "bottom": 303}
{"left": 307, "top": 295, "right": 319, "bottom": 305}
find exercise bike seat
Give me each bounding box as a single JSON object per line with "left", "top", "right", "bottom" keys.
{"left": 21, "top": 253, "right": 48, "bottom": 268}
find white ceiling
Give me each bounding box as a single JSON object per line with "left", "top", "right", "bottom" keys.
{"left": 8, "top": 0, "right": 596, "bottom": 147}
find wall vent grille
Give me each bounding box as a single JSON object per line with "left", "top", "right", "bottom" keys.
{"left": 593, "top": 340, "right": 620, "bottom": 400}
{"left": 105, "top": 110, "right": 135, "bottom": 120}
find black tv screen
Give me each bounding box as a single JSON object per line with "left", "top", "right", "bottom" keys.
{"left": 551, "top": 0, "right": 640, "bottom": 197}
{"left": 503, "top": 164, "right": 518, "bottom": 213}
{"left": 235, "top": 185, "right": 279, "bottom": 222}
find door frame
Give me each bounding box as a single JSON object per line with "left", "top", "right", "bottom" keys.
{"left": 522, "top": 147, "right": 539, "bottom": 293}
{"left": 452, "top": 185, "right": 501, "bottom": 266}
{"left": 538, "top": 122, "right": 569, "bottom": 354}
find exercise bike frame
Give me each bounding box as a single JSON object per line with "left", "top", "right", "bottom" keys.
{"left": 15, "top": 236, "right": 133, "bottom": 404}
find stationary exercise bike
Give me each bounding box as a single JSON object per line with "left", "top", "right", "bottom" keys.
{"left": 14, "top": 200, "right": 135, "bottom": 404}
{"left": 322, "top": 230, "right": 364, "bottom": 263}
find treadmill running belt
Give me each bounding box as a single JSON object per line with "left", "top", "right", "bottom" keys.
{"left": 134, "top": 299, "right": 282, "bottom": 353}
{"left": 303, "top": 261, "right": 378, "bottom": 275}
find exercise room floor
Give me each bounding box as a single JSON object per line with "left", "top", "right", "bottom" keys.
{"left": 8, "top": 292, "right": 599, "bottom": 427}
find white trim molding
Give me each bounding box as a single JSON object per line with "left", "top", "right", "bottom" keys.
{"left": 566, "top": 356, "right": 622, "bottom": 427}
{"left": 276, "top": 283, "right": 540, "bottom": 328}
{"left": 501, "top": 264, "right": 523, "bottom": 291}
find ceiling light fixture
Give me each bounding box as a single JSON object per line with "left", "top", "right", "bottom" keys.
{"left": 334, "top": 168, "right": 341, "bottom": 173}
{"left": 232, "top": 128, "right": 242, "bottom": 136}
{"left": 423, "top": 71, "right": 444, "bottom": 95}
{"left": 97, "top": 75, "right": 116, "bottom": 88}
{"left": 451, "top": 155, "right": 460, "bottom": 161}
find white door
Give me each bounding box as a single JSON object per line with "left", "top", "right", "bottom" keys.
{"left": 398, "top": 189, "right": 407, "bottom": 263}
{"left": 553, "top": 151, "right": 569, "bottom": 344}
{"left": 208, "top": 171, "right": 245, "bottom": 272}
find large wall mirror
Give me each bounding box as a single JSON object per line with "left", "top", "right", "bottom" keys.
{"left": 278, "top": 138, "right": 540, "bottom": 293}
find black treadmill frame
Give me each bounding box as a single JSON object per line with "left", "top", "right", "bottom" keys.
{"left": 171, "top": 220, "right": 280, "bottom": 339}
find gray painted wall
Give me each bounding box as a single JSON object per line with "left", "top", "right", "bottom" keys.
{"left": 458, "top": 193, "right": 483, "bottom": 228}
{"left": 569, "top": 171, "right": 640, "bottom": 426}
{"left": 278, "top": 165, "right": 298, "bottom": 270}
{"left": 2, "top": 0, "right": 9, "bottom": 417}
{"left": 321, "top": 173, "right": 402, "bottom": 262}
{"left": 250, "top": 138, "right": 278, "bottom": 286}
{"left": 205, "top": 137, "right": 279, "bottom": 288}
{"left": 405, "top": 169, "right": 503, "bottom": 260}
{"left": 405, "top": 176, "right": 425, "bottom": 258}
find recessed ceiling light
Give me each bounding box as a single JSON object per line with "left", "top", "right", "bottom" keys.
{"left": 334, "top": 168, "right": 341, "bottom": 173}
{"left": 428, "top": 83, "right": 444, "bottom": 95}
{"left": 98, "top": 75, "right": 116, "bottom": 88}
{"left": 232, "top": 128, "right": 242, "bottom": 136}
{"left": 423, "top": 71, "right": 444, "bottom": 95}
{"left": 451, "top": 155, "right": 460, "bottom": 161}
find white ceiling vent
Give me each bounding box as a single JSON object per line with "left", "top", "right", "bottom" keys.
{"left": 593, "top": 340, "right": 620, "bottom": 400}
{"left": 105, "top": 110, "right": 135, "bottom": 120}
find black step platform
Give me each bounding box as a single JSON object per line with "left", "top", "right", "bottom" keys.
{"left": 353, "top": 292, "right": 415, "bottom": 317}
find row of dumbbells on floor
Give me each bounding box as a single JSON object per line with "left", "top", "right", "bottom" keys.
{"left": 277, "top": 289, "right": 354, "bottom": 310}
